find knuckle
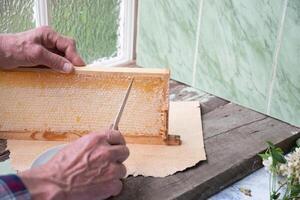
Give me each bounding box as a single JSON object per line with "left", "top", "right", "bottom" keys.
{"left": 109, "top": 163, "right": 126, "bottom": 176}
{"left": 111, "top": 180, "right": 122, "bottom": 196}
{"left": 80, "top": 133, "right": 97, "bottom": 145}
{"left": 113, "top": 130, "right": 122, "bottom": 138}
{"left": 111, "top": 130, "right": 123, "bottom": 141}
{"left": 37, "top": 25, "right": 53, "bottom": 34}
{"left": 67, "top": 37, "right": 76, "bottom": 47}
{"left": 117, "top": 131, "right": 126, "bottom": 142}
{"left": 30, "top": 45, "right": 43, "bottom": 60}
{"left": 88, "top": 132, "right": 101, "bottom": 139}
{"left": 105, "top": 130, "right": 113, "bottom": 141}
{"left": 109, "top": 163, "right": 118, "bottom": 172}
{"left": 105, "top": 128, "right": 114, "bottom": 135}
{"left": 120, "top": 164, "right": 127, "bottom": 177}
{"left": 91, "top": 131, "right": 105, "bottom": 139}
{"left": 112, "top": 130, "right": 121, "bottom": 134}
{"left": 50, "top": 57, "right": 64, "bottom": 67}
{"left": 89, "top": 131, "right": 107, "bottom": 144}
{"left": 101, "top": 148, "right": 111, "bottom": 160}
{"left": 123, "top": 146, "right": 130, "bottom": 158}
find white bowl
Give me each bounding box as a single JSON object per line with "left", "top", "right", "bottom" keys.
{"left": 31, "top": 144, "right": 66, "bottom": 169}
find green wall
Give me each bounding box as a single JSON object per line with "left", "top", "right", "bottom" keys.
{"left": 137, "top": 0, "right": 300, "bottom": 127}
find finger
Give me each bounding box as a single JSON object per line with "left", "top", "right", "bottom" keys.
{"left": 108, "top": 163, "right": 127, "bottom": 179}
{"left": 108, "top": 145, "right": 130, "bottom": 163}
{"left": 37, "top": 47, "right": 75, "bottom": 73}
{"left": 107, "top": 179, "right": 123, "bottom": 197}
{"left": 105, "top": 129, "right": 126, "bottom": 145}
{"left": 39, "top": 27, "right": 85, "bottom": 66}
{"left": 55, "top": 36, "right": 86, "bottom": 66}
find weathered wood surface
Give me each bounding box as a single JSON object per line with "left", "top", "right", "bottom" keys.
{"left": 112, "top": 80, "right": 300, "bottom": 200}
{"left": 1, "top": 78, "right": 299, "bottom": 199}
{"left": 169, "top": 80, "right": 228, "bottom": 115}
{"left": 0, "top": 139, "right": 9, "bottom": 162}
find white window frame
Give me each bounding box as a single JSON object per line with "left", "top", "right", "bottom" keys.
{"left": 33, "top": 0, "right": 135, "bottom": 67}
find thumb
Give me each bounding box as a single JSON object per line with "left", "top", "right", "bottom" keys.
{"left": 39, "top": 47, "right": 74, "bottom": 73}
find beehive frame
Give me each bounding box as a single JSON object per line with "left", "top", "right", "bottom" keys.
{"left": 0, "top": 67, "right": 181, "bottom": 145}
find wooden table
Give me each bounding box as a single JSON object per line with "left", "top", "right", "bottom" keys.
{"left": 112, "top": 80, "right": 300, "bottom": 200}
{"left": 0, "top": 78, "right": 299, "bottom": 200}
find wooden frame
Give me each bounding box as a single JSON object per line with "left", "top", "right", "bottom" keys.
{"left": 0, "top": 67, "right": 181, "bottom": 145}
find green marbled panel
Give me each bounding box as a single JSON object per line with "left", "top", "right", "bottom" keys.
{"left": 195, "top": 0, "right": 282, "bottom": 113}
{"left": 136, "top": 0, "right": 199, "bottom": 85}
{"left": 269, "top": 0, "right": 300, "bottom": 126}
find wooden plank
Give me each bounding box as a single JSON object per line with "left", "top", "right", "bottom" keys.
{"left": 199, "top": 95, "right": 229, "bottom": 115}
{"left": 0, "top": 67, "right": 179, "bottom": 145}
{"left": 169, "top": 80, "right": 207, "bottom": 101}
{"left": 0, "top": 139, "right": 9, "bottom": 162}
{"left": 176, "top": 118, "right": 300, "bottom": 200}
{"left": 112, "top": 103, "right": 300, "bottom": 200}
{"left": 203, "top": 103, "right": 266, "bottom": 139}
{"left": 169, "top": 80, "right": 229, "bottom": 114}
{"left": 0, "top": 139, "right": 6, "bottom": 153}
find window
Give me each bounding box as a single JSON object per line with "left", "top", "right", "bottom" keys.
{"left": 0, "top": 0, "right": 135, "bottom": 66}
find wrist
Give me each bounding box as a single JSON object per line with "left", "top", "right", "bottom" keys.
{"left": 19, "top": 166, "right": 66, "bottom": 200}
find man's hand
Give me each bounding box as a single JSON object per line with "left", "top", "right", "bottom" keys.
{"left": 19, "top": 130, "right": 129, "bottom": 200}
{"left": 0, "top": 26, "right": 85, "bottom": 73}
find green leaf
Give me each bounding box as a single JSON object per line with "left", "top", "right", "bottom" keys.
{"left": 291, "top": 184, "right": 300, "bottom": 197}
{"left": 275, "top": 147, "right": 284, "bottom": 154}
{"left": 258, "top": 153, "right": 269, "bottom": 160}
{"left": 296, "top": 138, "right": 300, "bottom": 147}
{"left": 271, "top": 191, "right": 280, "bottom": 199}
{"left": 267, "top": 141, "right": 276, "bottom": 148}
{"left": 270, "top": 148, "right": 286, "bottom": 164}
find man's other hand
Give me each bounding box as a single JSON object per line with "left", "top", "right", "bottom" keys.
{"left": 19, "top": 130, "right": 129, "bottom": 200}
{"left": 0, "top": 26, "right": 85, "bottom": 73}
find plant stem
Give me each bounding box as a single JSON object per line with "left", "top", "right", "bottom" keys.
{"left": 269, "top": 173, "right": 272, "bottom": 199}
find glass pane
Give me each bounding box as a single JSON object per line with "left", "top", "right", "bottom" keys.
{"left": 0, "top": 0, "right": 35, "bottom": 33}
{"left": 49, "top": 0, "right": 121, "bottom": 63}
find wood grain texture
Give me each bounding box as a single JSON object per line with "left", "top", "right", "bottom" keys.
{"left": 107, "top": 79, "right": 300, "bottom": 200}
{"left": 203, "top": 103, "right": 266, "bottom": 139}
{"left": 0, "top": 67, "right": 173, "bottom": 144}
{"left": 0, "top": 139, "right": 9, "bottom": 162}
{"left": 169, "top": 79, "right": 229, "bottom": 114}
{"left": 113, "top": 103, "right": 300, "bottom": 200}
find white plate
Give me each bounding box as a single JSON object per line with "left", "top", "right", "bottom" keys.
{"left": 31, "top": 144, "right": 66, "bottom": 169}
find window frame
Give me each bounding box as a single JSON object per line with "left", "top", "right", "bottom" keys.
{"left": 33, "top": 0, "right": 136, "bottom": 67}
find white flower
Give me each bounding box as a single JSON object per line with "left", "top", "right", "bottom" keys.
{"left": 278, "top": 147, "right": 300, "bottom": 184}
{"left": 263, "top": 156, "right": 273, "bottom": 172}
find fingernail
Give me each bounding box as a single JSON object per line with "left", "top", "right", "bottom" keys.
{"left": 63, "top": 63, "right": 74, "bottom": 73}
